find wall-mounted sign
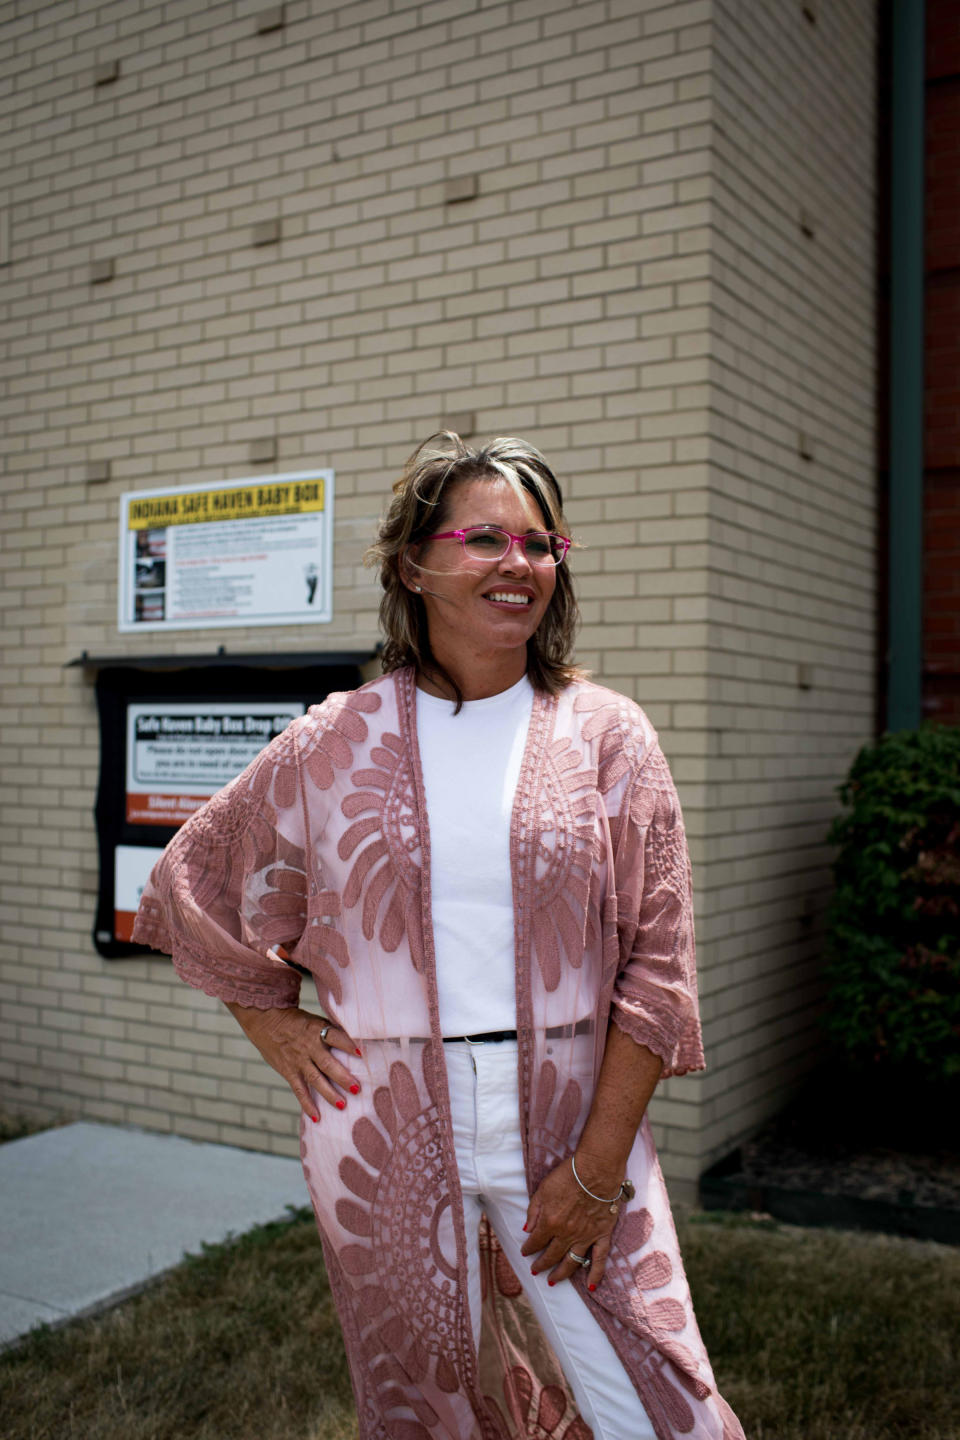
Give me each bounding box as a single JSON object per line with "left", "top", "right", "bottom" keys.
{"left": 110, "top": 701, "right": 304, "bottom": 939}
{"left": 117, "top": 471, "right": 334, "bottom": 631}
{"left": 126, "top": 701, "right": 305, "bottom": 826}
{"left": 92, "top": 656, "right": 368, "bottom": 959}
{"left": 114, "top": 843, "right": 165, "bottom": 943}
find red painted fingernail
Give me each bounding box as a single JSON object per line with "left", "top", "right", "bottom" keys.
{"left": 349, "top": 1084, "right": 360, "bottom": 1095}
{"left": 355, "top": 1048, "right": 363, "bottom": 1057}
{"left": 522, "top": 1222, "right": 530, "bottom": 1232}
{"left": 336, "top": 1099, "right": 346, "bottom": 1110}
{"left": 311, "top": 1114, "right": 319, "bottom": 1123}
{"left": 588, "top": 1283, "right": 596, "bottom": 1292}
{"left": 548, "top": 1279, "right": 555, "bottom": 1287}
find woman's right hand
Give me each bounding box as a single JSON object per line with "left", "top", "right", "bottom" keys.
{"left": 225, "top": 1003, "right": 362, "bottom": 1121}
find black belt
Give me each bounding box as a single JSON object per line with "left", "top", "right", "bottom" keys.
{"left": 443, "top": 1029, "right": 517, "bottom": 1044}
{"left": 442, "top": 1019, "right": 592, "bottom": 1045}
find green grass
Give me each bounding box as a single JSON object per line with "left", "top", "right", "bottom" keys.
{"left": 1, "top": 1209, "right": 958, "bottom": 1440}
{"left": 683, "top": 1212, "right": 960, "bottom": 1439}
{"left": 1, "top": 1208, "right": 356, "bottom": 1440}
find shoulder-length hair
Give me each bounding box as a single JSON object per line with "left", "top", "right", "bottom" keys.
{"left": 366, "top": 431, "right": 582, "bottom": 708}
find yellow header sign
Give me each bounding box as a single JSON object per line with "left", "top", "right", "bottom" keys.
{"left": 127, "top": 477, "right": 325, "bottom": 530}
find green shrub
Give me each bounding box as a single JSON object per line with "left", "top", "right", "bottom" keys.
{"left": 822, "top": 726, "right": 960, "bottom": 1085}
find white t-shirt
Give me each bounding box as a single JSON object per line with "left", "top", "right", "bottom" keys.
{"left": 416, "top": 675, "right": 534, "bottom": 1036}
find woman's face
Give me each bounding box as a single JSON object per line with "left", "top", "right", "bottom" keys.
{"left": 409, "top": 475, "right": 558, "bottom": 678}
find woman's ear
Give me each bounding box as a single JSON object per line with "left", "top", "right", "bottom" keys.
{"left": 400, "top": 546, "right": 422, "bottom": 593}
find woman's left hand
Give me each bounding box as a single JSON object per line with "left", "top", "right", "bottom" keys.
{"left": 520, "top": 1158, "right": 619, "bottom": 1292}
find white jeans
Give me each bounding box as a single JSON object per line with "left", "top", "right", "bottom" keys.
{"left": 445, "top": 1040, "right": 657, "bottom": 1440}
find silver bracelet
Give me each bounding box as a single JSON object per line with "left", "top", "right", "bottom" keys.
{"left": 570, "top": 1154, "right": 635, "bottom": 1214}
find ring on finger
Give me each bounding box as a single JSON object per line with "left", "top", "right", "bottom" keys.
{"left": 567, "top": 1249, "right": 590, "bottom": 1268}
{"left": 319, "top": 1025, "right": 331, "bottom": 1043}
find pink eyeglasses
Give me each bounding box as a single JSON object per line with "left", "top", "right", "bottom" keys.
{"left": 427, "top": 525, "right": 571, "bottom": 568}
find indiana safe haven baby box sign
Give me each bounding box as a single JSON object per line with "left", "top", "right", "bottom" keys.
{"left": 118, "top": 471, "right": 335, "bottom": 631}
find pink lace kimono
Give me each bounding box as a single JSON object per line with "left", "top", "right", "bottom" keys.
{"left": 134, "top": 669, "right": 744, "bottom": 1440}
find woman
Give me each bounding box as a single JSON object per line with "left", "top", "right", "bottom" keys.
{"left": 134, "top": 433, "right": 744, "bottom": 1440}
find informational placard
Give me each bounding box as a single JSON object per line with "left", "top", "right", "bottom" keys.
{"left": 114, "top": 844, "right": 165, "bottom": 943}
{"left": 125, "top": 701, "right": 304, "bottom": 827}
{"left": 92, "top": 657, "right": 367, "bottom": 960}
{"left": 117, "top": 471, "right": 334, "bottom": 631}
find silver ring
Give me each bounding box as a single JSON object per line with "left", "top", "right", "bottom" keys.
{"left": 567, "top": 1249, "right": 590, "bottom": 1268}
{"left": 319, "top": 1025, "right": 331, "bottom": 1043}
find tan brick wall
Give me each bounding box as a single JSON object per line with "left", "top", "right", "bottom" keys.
{"left": 0, "top": 0, "right": 876, "bottom": 1200}
{"left": 688, "top": 0, "right": 879, "bottom": 1178}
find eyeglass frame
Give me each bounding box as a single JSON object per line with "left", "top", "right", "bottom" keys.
{"left": 424, "top": 524, "right": 571, "bottom": 567}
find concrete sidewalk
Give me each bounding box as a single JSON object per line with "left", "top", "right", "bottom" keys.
{"left": 0, "top": 1121, "right": 308, "bottom": 1348}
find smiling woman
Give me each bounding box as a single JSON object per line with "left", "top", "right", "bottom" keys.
{"left": 133, "top": 432, "right": 744, "bottom": 1440}
{"left": 403, "top": 477, "right": 559, "bottom": 702}
{"left": 370, "top": 432, "right": 582, "bottom": 713}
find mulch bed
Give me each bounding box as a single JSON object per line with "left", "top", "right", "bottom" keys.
{"left": 700, "top": 1075, "right": 960, "bottom": 1244}
{"left": 738, "top": 1131, "right": 960, "bottom": 1209}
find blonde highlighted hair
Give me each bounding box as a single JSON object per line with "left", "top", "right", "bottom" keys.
{"left": 366, "top": 432, "right": 582, "bottom": 707}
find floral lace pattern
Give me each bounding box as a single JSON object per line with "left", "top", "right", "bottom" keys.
{"left": 335, "top": 1049, "right": 465, "bottom": 1405}
{"left": 528, "top": 737, "right": 601, "bottom": 992}
{"left": 528, "top": 1060, "right": 588, "bottom": 1193}
{"left": 339, "top": 730, "right": 424, "bottom": 965}
{"left": 134, "top": 670, "right": 742, "bottom": 1440}
{"left": 478, "top": 1219, "right": 593, "bottom": 1440}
